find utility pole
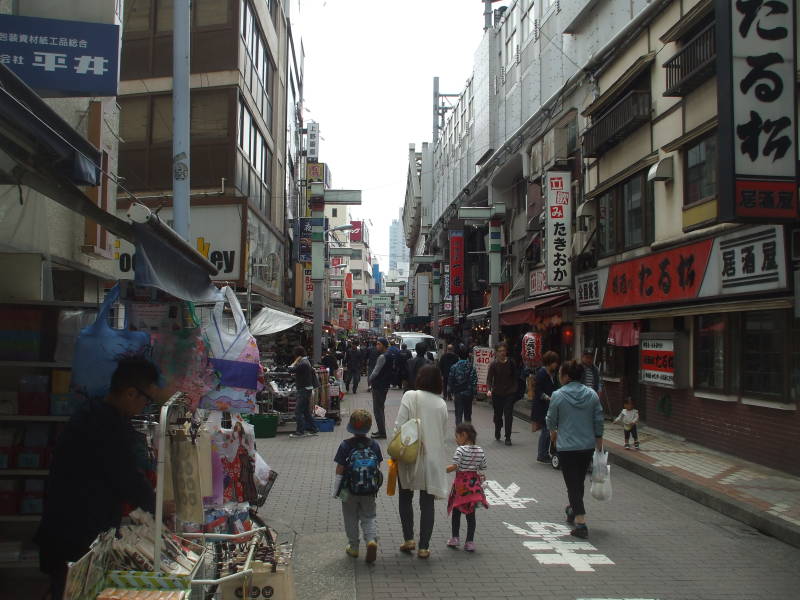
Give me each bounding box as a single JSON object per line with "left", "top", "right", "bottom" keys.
{"left": 310, "top": 182, "right": 325, "bottom": 365}
{"left": 172, "top": 0, "right": 191, "bottom": 240}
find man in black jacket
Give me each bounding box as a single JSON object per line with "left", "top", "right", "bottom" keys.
{"left": 405, "top": 341, "right": 431, "bottom": 391}
{"left": 289, "top": 346, "right": 319, "bottom": 438}
{"left": 367, "top": 338, "right": 392, "bottom": 438}
{"left": 438, "top": 344, "right": 458, "bottom": 400}
{"left": 532, "top": 351, "right": 560, "bottom": 463}
{"left": 344, "top": 341, "right": 364, "bottom": 393}
{"left": 35, "top": 359, "right": 161, "bottom": 600}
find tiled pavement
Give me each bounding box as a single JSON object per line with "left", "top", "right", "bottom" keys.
{"left": 256, "top": 391, "right": 800, "bottom": 600}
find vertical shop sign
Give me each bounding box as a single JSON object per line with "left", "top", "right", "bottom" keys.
{"left": 349, "top": 221, "right": 363, "bottom": 243}
{"left": 344, "top": 272, "right": 353, "bottom": 298}
{"left": 473, "top": 346, "right": 495, "bottom": 394}
{"left": 544, "top": 172, "right": 572, "bottom": 286}
{"left": 449, "top": 230, "right": 465, "bottom": 295}
{"left": 717, "top": 0, "right": 798, "bottom": 220}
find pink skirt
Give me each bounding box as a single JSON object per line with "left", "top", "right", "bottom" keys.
{"left": 447, "top": 470, "right": 489, "bottom": 515}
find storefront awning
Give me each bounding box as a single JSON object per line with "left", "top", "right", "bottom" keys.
{"left": 576, "top": 296, "right": 793, "bottom": 323}
{"left": 607, "top": 321, "right": 641, "bottom": 347}
{"left": 249, "top": 305, "right": 305, "bottom": 336}
{"left": 500, "top": 292, "right": 570, "bottom": 326}
{"left": 430, "top": 316, "right": 455, "bottom": 328}
{"left": 466, "top": 307, "right": 491, "bottom": 321}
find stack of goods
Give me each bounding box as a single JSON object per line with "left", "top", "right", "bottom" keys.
{"left": 219, "top": 530, "right": 295, "bottom": 600}
{"left": 0, "top": 307, "right": 42, "bottom": 360}
{"left": 96, "top": 590, "right": 186, "bottom": 600}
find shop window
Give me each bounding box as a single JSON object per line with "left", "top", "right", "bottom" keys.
{"left": 741, "top": 311, "right": 784, "bottom": 399}
{"left": 597, "top": 171, "right": 654, "bottom": 257}
{"left": 623, "top": 176, "right": 643, "bottom": 248}
{"left": 694, "top": 314, "right": 726, "bottom": 390}
{"left": 684, "top": 134, "right": 717, "bottom": 205}
{"left": 119, "top": 97, "right": 149, "bottom": 143}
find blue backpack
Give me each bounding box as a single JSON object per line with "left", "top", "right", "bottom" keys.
{"left": 346, "top": 440, "right": 383, "bottom": 496}
{"left": 450, "top": 360, "right": 474, "bottom": 394}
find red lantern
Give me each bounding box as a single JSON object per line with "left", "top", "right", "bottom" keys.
{"left": 521, "top": 332, "right": 542, "bottom": 366}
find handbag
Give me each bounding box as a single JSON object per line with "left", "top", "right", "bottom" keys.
{"left": 71, "top": 284, "right": 151, "bottom": 400}
{"left": 388, "top": 391, "right": 422, "bottom": 464}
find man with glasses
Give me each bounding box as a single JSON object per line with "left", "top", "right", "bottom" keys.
{"left": 35, "top": 358, "right": 163, "bottom": 600}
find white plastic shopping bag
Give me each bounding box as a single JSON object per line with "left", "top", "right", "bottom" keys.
{"left": 591, "top": 448, "right": 609, "bottom": 482}
{"left": 591, "top": 465, "right": 613, "bottom": 501}
{"left": 313, "top": 405, "right": 327, "bottom": 418}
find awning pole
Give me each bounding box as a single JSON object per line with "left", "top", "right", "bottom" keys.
{"left": 172, "top": 0, "right": 191, "bottom": 240}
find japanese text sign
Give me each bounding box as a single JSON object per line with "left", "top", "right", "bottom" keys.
{"left": 521, "top": 332, "right": 542, "bottom": 365}
{"left": 349, "top": 220, "right": 363, "bottom": 243}
{"left": 295, "top": 218, "right": 313, "bottom": 262}
{"left": 545, "top": 172, "right": 572, "bottom": 287}
{"left": 717, "top": 0, "right": 798, "bottom": 220}
{"left": 640, "top": 338, "right": 675, "bottom": 387}
{"left": 529, "top": 268, "right": 550, "bottom": 297}
{"left": 0, "top": 15, "right": 119, "bottom": 97}
{"left": 473, "top": 346, "right": 495, "bottom": 395}
{"left": 449, "top": 230, "right": 465, "bottom": 295}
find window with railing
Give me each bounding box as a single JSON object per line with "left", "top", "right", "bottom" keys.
{"left": 663, "top": 21, "right": 716, "bottom": 97}
{"left": 583, "top": 90, "right": 651, "bottom": 157}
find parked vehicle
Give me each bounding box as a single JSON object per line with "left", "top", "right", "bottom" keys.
{"left": 392, "top": 332, "right": 438, "bottom": 362}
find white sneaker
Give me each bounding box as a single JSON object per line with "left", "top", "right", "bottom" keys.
{"left": 306, "top": 431, "right": 319, "bottom": 437}
{"left": 289, "top": 432, "right": 305, "bottom": 438}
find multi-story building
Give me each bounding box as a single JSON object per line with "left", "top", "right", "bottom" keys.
{"left": 390, "top": 209, "right": 410, "bottom": 273}
{"left": 409, "top": 0, "right": 800, "bottom": 474}
{"left": 116, "top": 0, "right": 298, "bottom": 314}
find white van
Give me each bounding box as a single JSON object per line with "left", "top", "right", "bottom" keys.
{"left": 393, "top": 332, "right": 438, "bottom": 362}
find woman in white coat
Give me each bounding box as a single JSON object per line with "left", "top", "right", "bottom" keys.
{"left": 393, "top": 364, "right": 449, "bottom": 558}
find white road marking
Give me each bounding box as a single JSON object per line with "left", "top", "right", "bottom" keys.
{"left": 484, "top": 481, "right": 538, "bottom": 509}
{"left": 504, "top": 521, "right": 615, "bottom": 572}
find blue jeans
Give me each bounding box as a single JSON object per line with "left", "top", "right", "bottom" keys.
{"left": 537, "top": 422, "right": 551, "bottom": 461}
{"left": 294, "top": 388, "right": 317, "bottom": 433}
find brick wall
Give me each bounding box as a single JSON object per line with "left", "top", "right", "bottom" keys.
{"left": 642, "top": 385, "right": 800, "bottom": 476}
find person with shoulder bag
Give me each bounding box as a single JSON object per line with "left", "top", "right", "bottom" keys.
{"left": 447, "top": 345, "right": 477, "bottom": 425}
{"left": 392, "top": 365, "right": 449, "bottom": 559}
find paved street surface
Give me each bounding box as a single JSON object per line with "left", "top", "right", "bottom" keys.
{"left": 257, "top": 390, "right": 800, "bottom": 600}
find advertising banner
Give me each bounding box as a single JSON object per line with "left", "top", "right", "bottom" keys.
{"left": 544, "top": 171, "right": 572, "bottom": 287}
{"left": 449, "top": 230, "right": 465, "bottom": 295}
{"left": 0, "top": 14, "right": 120, "bottom": 96}
{"left": 295, "top": 218, "right": 312, "bottom": 262}
{"left": 344, "top": 272, "right": 353, "bottom": 299}
{"left": 640, "top": 338, "right": 675, "bottom": 387}
{"left": 717, "top": 0, "right": 798, "bottom": 220}
{"left": 473, "top": 347, "right": 495, "bottom": 395}
{"left": 350, "top": 220, "right": 363, "bottom": 243}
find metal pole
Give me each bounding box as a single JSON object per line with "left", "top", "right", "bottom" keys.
{"left": 490, "top": 285, "right": 500, "bottom": 347}
{"left": 432, "top": 76, "right": 439, "bottom": 142}
{"left": 313, "top": 282, "right": 323, "bottom": 364}
{"left": 172, "top": 0, "right": 191, "bottom": 240}
{"left": 247, "top": 254, "right": 253, "bottom": 325}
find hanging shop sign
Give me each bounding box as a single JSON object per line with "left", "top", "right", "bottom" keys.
{"left": 639, "top": 332, "right": 688, "bottom": 389}
{"left": 350, "top": 220, "right": 365, "bottom": 243}
{"left": 344, "top": 272, "right": 353, "bottom": 298}
{"left": 307, "top": 122, "right": 320, "bottom": 163}
{"left": 295, "top": 217, "right": 313, "bottom": 262}
{"left": 544, "top": 172, "right": 572, "bottom": 287}
{"left": 449, "top": 230, "right": 465, "bottom": 295}
{"left": 415, "top": 273, "right": 430, "bottom": 317}
{"left": 717, "top": 0, "right": 798, "bottom": 221}
{"left": 521, "top": 331, "right": 542, "bottom": 365}
{"left": 473, "top": 346, "right": 495, "bottom": 395}
{"left": 529, "top": 267, "right": 551, "bottom": 297}
{"left": 576, "top": 225, "right": 787, "bottom": 312}
{"left": 0, "top": 14, "right": 120, "bottom": 97}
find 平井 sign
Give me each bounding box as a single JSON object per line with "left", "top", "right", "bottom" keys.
{"left": 545, "top": 172, "right": 572, "bottom": 287}
{"left": 717, "top": 0, "right": 798, "bottom": 220}
{"left": 0, "top": 14, "right": 119, "bottom": 97}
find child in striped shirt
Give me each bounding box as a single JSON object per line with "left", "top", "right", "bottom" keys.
{"left": 446, "top": 423, "right": 488, "bottom": 552}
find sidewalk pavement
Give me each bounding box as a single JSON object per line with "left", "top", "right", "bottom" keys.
{"left": 603, "top": 421, "right": 800, "bottom": 549}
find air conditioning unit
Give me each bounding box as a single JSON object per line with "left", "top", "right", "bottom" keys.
{"left": 542, "top": 127, "right": 569, "bottom": 168}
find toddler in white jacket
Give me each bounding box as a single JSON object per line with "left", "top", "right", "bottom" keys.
{"left": 613, "top": 398, "right": 640, "bottom": 449}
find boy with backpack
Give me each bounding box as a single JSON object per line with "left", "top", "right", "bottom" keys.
{"left": 333, "top": 409, "right": 384, "bottom": 563}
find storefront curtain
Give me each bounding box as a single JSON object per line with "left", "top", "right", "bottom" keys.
{"left": 607, "top": 321, "right": 640, "bottom": 347}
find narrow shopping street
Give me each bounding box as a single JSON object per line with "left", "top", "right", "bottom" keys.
{"left": 257, "top": 391, "right": 800, "bottom": 600}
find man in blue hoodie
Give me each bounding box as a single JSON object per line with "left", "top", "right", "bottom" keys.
{"left": 546, "top": 360, "right": 604, "bottom": 539}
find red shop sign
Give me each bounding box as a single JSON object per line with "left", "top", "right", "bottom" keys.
{"left": 449, "top": 230, "right": 465, "bottom": 295}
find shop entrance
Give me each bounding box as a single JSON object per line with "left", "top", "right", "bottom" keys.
{"left": 623, "top": 346, "right": 644, "bottom": 421}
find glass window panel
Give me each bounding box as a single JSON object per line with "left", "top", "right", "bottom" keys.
{"left": 741, "top": 310, "right": 784, "bottom": 398}
{"left": 151, "top": 95, "right": 173, "bottom": 144}
{"left": 124, "top": 0, "right": 151, "bottom": 32}
{"left": 118, "top": 97, "right": 149, "bottom": 143}
{"left": 241, "top": 106, "right": 251, "bottom": 157}
{"left": 598, "top": 191, "right": 616, "bottom": 255}
{"left": 156, "top": 0, "right": 173, "bottom": 32}
{"left": 191, "top": 90, "right": 229, "bottom": 139}
{"left": 195, "top": 0, "right": 229, "bottom": 26}
{"left": 694, "top": 314, "right": 726, "bottom": 390}
{"left": 686, "top": 135, "right": 717, "bottom": 204}
{"left": 623, "top": 176, "right": 643, "bottom": 248}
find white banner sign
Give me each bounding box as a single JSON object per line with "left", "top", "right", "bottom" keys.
{"left": 473, "top": 346, "right": 495, "bottom": 394}
{"left": 545, "top": 171, "right": 572, "bottom": 287}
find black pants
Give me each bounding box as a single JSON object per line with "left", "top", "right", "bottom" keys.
{"left": 624, "top": 425, "right": 639, "bottom": 443}
{"left": 492, "top": 394, "right": 516, "bottom": 439}
{"left": 454, "top": 393, "right": 473, "bottom": 425}
{"left": 371, "top": 386, "right": 388, "bottom": 435}
{"left": 398, "top": 477, "right": 435, "bottom": 549}
{"left": 451, "top": 509, "right": 476, "bottom": 542}
{"left": 344, "top": 369, "right": 361, "bottom": 393}
{"left": 558, "top": 449, "right": 594, "bottom": 516}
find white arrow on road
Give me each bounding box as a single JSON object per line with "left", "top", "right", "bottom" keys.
{"left": 483, "top": 481, "right": 538, "bottom": 509}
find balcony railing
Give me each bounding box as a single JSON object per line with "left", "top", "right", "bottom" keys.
{"left": 663, "top": 22, "right": 716, "bottom": 97}
{"left": 583, "top": 90, "right": 651, "bottom": 158}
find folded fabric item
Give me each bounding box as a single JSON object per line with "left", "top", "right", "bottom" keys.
{"left": 210, "top": 358, "right": 259, "bottom": 389}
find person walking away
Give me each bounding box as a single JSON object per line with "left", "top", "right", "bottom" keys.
{"left": 321, "top": 347, "right": 339, "bottom": 380}
{"left": 35, "top": 359, "right": 162, "bottom": 600}
{"left": 448, "top": 346, "right": 477, "bottom": 425}
{"left": 486, "top": 342, "right": 519, "bottom": 445}
{"left": 446, "top": 423, "right": 488, "bottom": 552}
{"left": 546, "top": 360, "right": 604, "bottom": 539}
{"left": 397, "top": 344, "right": 413, "bottom": 389}
{"left": 532, "top": 351, "right": 560, "bottom": 463}
{"left": 580, "top": 349, "right": 602, "bottom": 393}
{"left": 367, "top": 338, "right": 393, "bottom": 438}
{"left": 288, "top": 346, "right": 319, "bottom": 438}
{"left": 614, "top": 397, "right": 640, "bottom": 449}
{"left": 439, "top": 344, "right": 458, "bottom": 400}
{"left": 366, "top": 342, "right": 379, "bottom": 392}
{"left": 406, "top": 341, "right": 432, "bottom": 391}
{"left": 394, "top": 365, "right": 449, "bottom": 558}
{"left": 344, "top": 341, "right": 364, "bottom": 394}
{"left": 333, "top": 409, "right": 383, "bottom": 563}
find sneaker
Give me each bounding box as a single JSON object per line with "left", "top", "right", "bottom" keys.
{"left": 494, "top": 429, "right": 501, "bottom": 441}
{"left": 565, "top": 505, "right": 575, "bottom": 524}
{"left": 306, "top": 431, "right": 319, "bottom": 436}
{"left": 464, "top": 541, "right": 476, "bottom": 552}
{"left": 505, "top": 438, "right": 512, "bottom": 446}
{"left": 365, "top": 540, "right": 378, "bottom": 563}
{"left": 289, "top": 432, "right": 305, "bottom": 438}
{"left": 570, "top": 525, "right": 588, "bottom": 539}
{"left": 634, "top": 442, "right": 640, "bottom": 449}
{"left": 345, "top": 545, "right": 359, "bottom": 558}
{"left": 399, "top": 540, "right": 416, "bottom": 553}
{"left": 624, "top": 443, "right": 631, "bottom": 450}
{"left": 446, "top": 537, "right": 459, "bottom": 549}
